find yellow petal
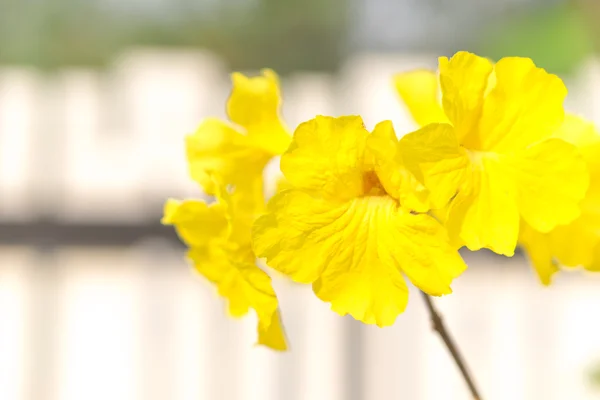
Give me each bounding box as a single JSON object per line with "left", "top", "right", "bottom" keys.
{"left": 365, "top": 119, "right": 397, "bottom": 161}
{"left": 438, "top": 52, "right": 493, "bottom": 142}
{"left": 253, "top": 190, "right": 466, "bottom": 327}
{"left": 550, "top": 218, "right": 599, "bottom": 268}
{"left": 257, "top": 309, "right": 288, "bottom": 351}
{"left": 446, "top": 154, "right": 520, "bottom": 256}
{"left": 519, "top": 221, "right": 559, "bottom": 286}
{"left": 586, "top": 244, "right": 600, "bottom": 272}
{"left": 520, "top": 215, "right": 600, "bottom": 283}
{"left": 275, "top": 176, "right": 293, "bottom": 194}
{"left": 281, "top": 115, "right": 368, "bottom": 202}
{"left": 474, "top": 57, "right": 567, "bottom": 152}
{"left": 553, "top": 114, "right": 600, "bottom": 150}
{"left": 227, "top": 69, "right": 291, "bottom": 155}
{"left": 393, "top": 70, "right": 448, "bottom": 126}
{"left": 185, "top": 118, "right": 270, "bottom": 194}
{"left": 582, "top": 146, "right": 600, "bottom": 216}
{"left": 540, "top": 132, "right": 600, "bottom": 269}
{"left": 366, "top": 120, "right": 430, "bottom": 212}
{"left": 219, "top": 175, "right": 266, "bottom": 244}
{"left": 578, "top": 153, "right": 600, "bottom": 249}
{"left": 384, "top": 206, "right": 467, "bottom": 295}
{"left": 504, "top": 138, "right": 588, "bottom": 232}
{"left": 161, "top": 199, "right": 228, "bottom": 247}
{"left": 539, "top": 121, "right": 600, "bottom": 273}
{"left": 189, "top": 245, "right": 288, "bottom": 351}
{"left": 553, "top": 116, "right": 600, "bottom": 194}
{"left": 398, "top": 123, "right": 470, "bottom": 209}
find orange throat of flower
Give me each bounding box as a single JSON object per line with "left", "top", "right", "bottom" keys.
{"left": 362, "top": 170, "right": 387, "bottom": 197}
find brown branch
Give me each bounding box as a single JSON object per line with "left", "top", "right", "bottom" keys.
{"left": 420, "top": 291, "right": 483, "bottom": 400}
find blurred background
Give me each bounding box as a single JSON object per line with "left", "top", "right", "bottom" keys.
{"left": 2, "top": 0, "right": 600, "bottom": 399}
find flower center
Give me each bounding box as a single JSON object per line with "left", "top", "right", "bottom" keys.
{"left": 362, "top": 170, "right": 387, "bottom": 197}
{"left": 465, "top": 148, "right": 498, "bottom": 169}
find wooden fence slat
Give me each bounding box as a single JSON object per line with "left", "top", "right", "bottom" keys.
{"left": 0, "top": 70, "right": 39, "bottom": 220}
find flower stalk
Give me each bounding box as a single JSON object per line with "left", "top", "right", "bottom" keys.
{"left": 421, "top": 291, "right": 482, "bottom": 400}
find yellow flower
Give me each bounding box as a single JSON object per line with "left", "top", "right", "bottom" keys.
{"left": 162, "top": 177, "right": 288, "bottom": 350}
{"left": 394, "top": 51, "right": 589, "bottom": 256}
{"left": 186, "top": 69, "right": 291, "bottom": 195}
{"left": 252, "top": 116, "right": 467, "bottom": 327}
{"left": 163, "top": 69, "right": 292, "bottom": 350}
{"left": 520, "top": 115, "right": 600, "bottom": 284}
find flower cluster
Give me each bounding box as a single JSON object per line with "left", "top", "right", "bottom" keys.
{"left": 394, "top": 52, "right": 599, "bottom": 285}
{"left": 164, "top": 52, "right": 600, "bottom": 350}
{"left": 163, "top": 69, "right": 291, "bottom": 350}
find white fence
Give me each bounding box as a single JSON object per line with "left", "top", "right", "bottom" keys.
{"left": 2, "top": 48, "right": 600, "bottom": 400}
{"left": 2, "top": 49, "right": 600, "bottom": 221}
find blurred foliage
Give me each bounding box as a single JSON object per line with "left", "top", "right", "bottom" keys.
{"left": 588, "top": 361, "right": 600, "bottom": 390}
{"left": 130, "top": 0, "right": 349, "bottom": 73}
{"left": 0, "top": 0, "right": 597, "bottom": 75}
{"left": 0, "top": 0, "right": 117, "bottom": 67}
{"left": 476, "top": 2, "right": 594, "bottom": 75}
{"left": 0, "top": 0, "right": 348, "bottom": 74}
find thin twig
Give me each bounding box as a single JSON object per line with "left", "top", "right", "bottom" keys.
{"left": 420, "top": 291, "right": 483, "bottom": 400}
